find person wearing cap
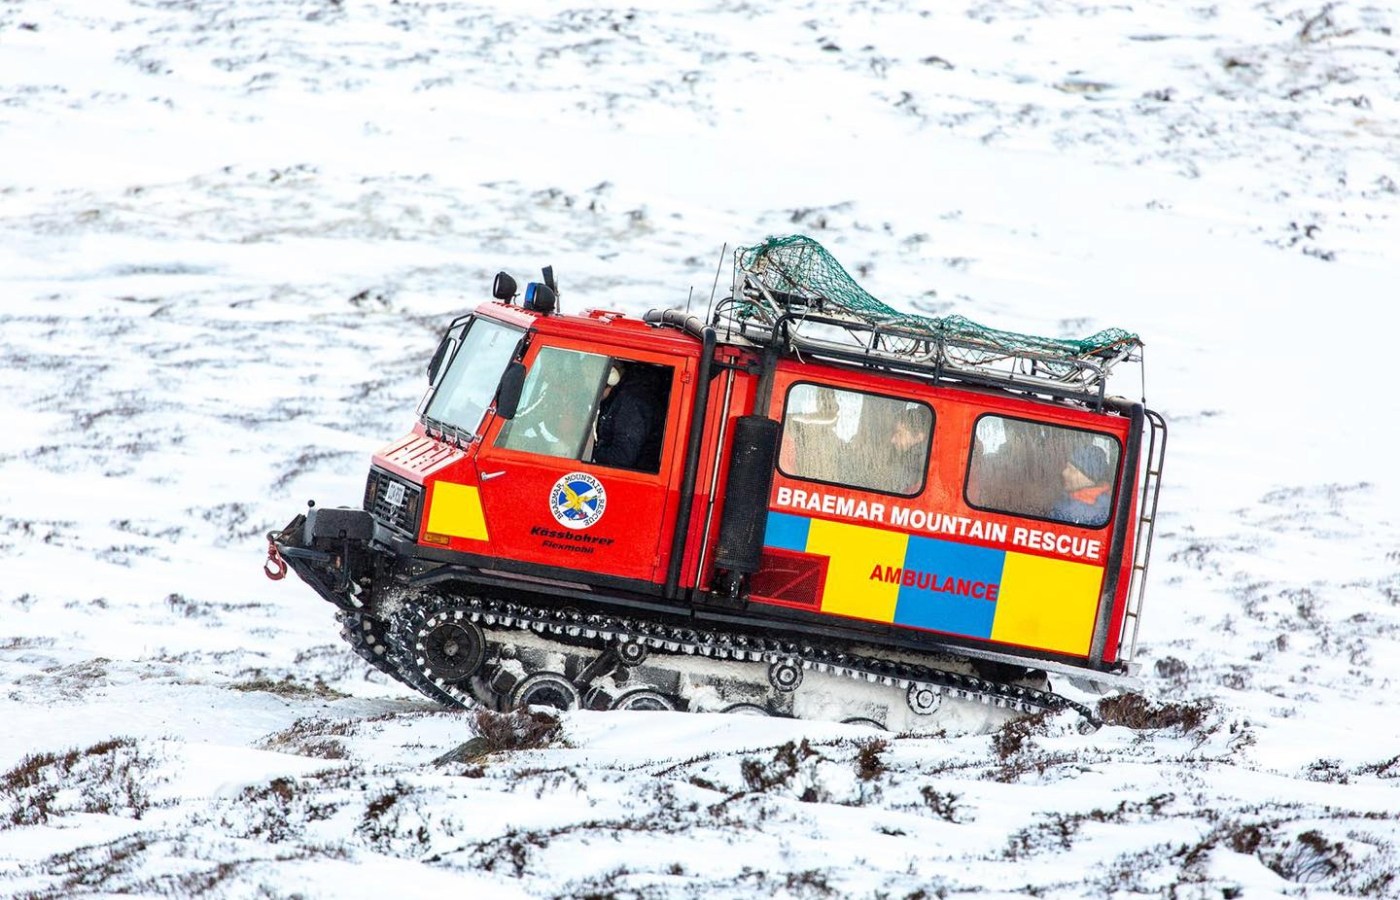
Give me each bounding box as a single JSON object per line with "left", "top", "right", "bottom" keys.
{"left": 1051, "top": 443, "right": 1114, "bottom": 526}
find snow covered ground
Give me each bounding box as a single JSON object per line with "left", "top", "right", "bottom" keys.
{"left": 2, "top": 1, "right": 1399, "bottom": 896}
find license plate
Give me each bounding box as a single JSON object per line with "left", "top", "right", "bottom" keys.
{"left": 384, "top": 481, "right": 406, "bottom": 507}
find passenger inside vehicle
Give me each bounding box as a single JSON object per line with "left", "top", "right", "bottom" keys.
{"left": 1050, "top": 443, "right": 1114, "bottom": 527}
{"left": 590, "top": 361, "right": 671, "bottom": 473}
{"left": 966, "top": 416, "right": 1117, "bottom": 527}
{"left": 884, "top": 407, "right": 931, "bottom": 494}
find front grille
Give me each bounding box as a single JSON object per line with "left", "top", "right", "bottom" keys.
{"left": 364, "top": 468, "right": 423, "bottom": 538}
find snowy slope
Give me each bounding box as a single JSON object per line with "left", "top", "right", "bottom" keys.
{"left": 2, "top": 1, "right": 1399, "bottom": 897}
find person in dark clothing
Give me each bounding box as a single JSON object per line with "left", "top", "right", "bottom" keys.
{"left": 1050, "top": 443, "right": 1113, "bottom": 526}
{"left": 591, "top": 363, "right": 667, "bottom": 471}
{"left": 884, "top": 406, "right": 931, "bottom": 494}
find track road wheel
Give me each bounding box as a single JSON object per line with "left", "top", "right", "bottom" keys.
{"left": 387, "top": 600, "right": 467, "bottom": 708}
{"left": 417, "top": 615, "right": 486, "bottom": 686}
{"left": 508, "top": 672, "right": 580, "bottom": 712}
{"left": 906, "top": 682, "right": 942, "bottom": 716}
{"left": 610, "top": 688, "right": 676, "bottom": 712}
{"left": 768, "top": 659, "right": 803, "bottom": 692}
{"left": 615, "top": 640, "right": 648, "bottom": 667}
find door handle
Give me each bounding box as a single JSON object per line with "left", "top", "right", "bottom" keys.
{"left": 480, "top": 470, "right": 507, "bottom": 481}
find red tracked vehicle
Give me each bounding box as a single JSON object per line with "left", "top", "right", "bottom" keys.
{"left": 266, "top": 236, "right": 1165, "bottom": 732}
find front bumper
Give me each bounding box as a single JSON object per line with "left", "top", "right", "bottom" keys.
{"left": 269, "top": 507, "right": 383, "bottom": 612}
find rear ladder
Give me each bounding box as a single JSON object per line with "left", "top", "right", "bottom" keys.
{"left": 1116, "top": 408, "right": 1167, "bottom": 665}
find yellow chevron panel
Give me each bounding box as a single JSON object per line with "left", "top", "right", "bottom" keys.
{"left": 425, "top": 482, "right": 490, "bottom": 542}
{"left": 805, "top": 518, "right": 908, "bottom": 623}
{"left": 992, "top": 551, "right": 1104, "bottom": 656}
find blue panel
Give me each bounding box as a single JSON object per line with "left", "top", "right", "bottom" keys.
{"left": 763, "top": 511, "right": 811, "bottom": 552}
{"left": 891, "top": 536, "right": 1006, "bottom": 639}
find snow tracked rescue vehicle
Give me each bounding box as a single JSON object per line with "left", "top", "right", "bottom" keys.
{"left": 266, "top": 235, "right": 1165, "bottom": 733}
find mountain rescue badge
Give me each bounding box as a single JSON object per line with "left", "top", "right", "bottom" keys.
{"left": 550, "top": 472, "right": 606, "bottom": 529}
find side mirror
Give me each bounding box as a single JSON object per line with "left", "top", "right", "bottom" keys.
{"left": 494, "top": 361, "right": 527, "bottom": 419}
{"left": 426, "top": 338, "right": 452, "bottom": 384}
{"left": 493, "top": 271, "right": 518, "bottom": 302}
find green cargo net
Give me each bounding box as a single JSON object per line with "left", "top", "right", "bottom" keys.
{"left": 732, "top": 234, "right": 1142, "bottom": 365}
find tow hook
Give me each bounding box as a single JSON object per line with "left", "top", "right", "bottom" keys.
{"left": 264, "top": 535, "right": 288, "bottom": 581}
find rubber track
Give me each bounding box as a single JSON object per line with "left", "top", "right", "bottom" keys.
{"left": 336, "top": 610, "right": 405, "bottom": 684}
{"left": 389, "top": 595, "right": 1101, "bottom": 728}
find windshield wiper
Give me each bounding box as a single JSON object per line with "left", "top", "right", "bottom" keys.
{"left": 422, "top": 414, "right": 473, "bottom": 449}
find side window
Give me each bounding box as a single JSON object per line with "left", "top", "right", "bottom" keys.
{"left": 779, "top": 383, "right": 932, "bottom": 496}
{"left": 496, "top": 347, "right": 610, "bottom": 459}
{"left": 966, "top": 416, "right": 1120, "bottom": 528}
{"left": 496, "top": 349, "right": 673, "bottom": 475}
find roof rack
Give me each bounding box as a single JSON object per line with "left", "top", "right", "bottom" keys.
{"left": 712, "top": 235, "right": 1143, "bottom": 409}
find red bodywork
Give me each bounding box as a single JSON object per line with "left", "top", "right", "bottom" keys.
{"left": 367, "top": 301, "right": 1152, "bottom": 675}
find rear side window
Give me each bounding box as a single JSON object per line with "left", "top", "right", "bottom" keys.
{"left": 966, "top": 415, "right": 1120, "bottom": 528}
{"left": 779, "top": 383, "right": 932, "bottom": 496}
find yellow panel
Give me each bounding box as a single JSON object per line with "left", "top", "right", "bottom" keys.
{"left": 991, "top": 552, "right": 1104, "bottom": 656}
{"left": 805, "top": 519, "right": 907, "bottom": 623}
{"left": 425, "top": 482, "right": 490, "bottom": 542}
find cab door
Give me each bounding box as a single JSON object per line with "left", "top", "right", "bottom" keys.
{"left": 473, "top": 338, "right": 688, "bottom": 586}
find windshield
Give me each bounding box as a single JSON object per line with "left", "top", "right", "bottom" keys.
{"left": 421, "top": 316, "right": 521, "bottom": 437}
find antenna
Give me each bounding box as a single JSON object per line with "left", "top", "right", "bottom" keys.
{"left": 684, "top": 285, "right": 694, "bottom": 318}
{"left": 704, "top": 242, "right": 727, "bottom": 324}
